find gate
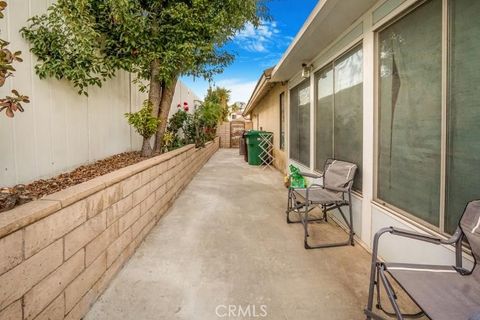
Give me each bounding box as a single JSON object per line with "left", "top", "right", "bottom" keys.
{"left": 230, "top": 121, "right": 245, "bottom": 148}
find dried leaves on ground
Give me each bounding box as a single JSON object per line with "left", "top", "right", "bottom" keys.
{"left": 0, "top": 151, "right": 148, "bottom": 213}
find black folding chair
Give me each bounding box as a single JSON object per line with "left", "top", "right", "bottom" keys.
{"left": 286, "top": 159, "right": 357, "bottom": 249}
{"left": 365, "top": 200, "right": 480, "bottom": 320}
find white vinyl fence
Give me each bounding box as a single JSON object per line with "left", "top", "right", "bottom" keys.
{"left": 0, "top": 0, "right": 199, "bottom": 186}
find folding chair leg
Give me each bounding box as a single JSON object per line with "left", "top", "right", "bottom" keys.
{"left": 286, "top": 191, "right": 323, "bottom": 224}
{"left": 302, "top": 203, "right": 310, "bottom": 246}
{"left": 365, "top": 265, "right": 378, "bottom": 319}
{"left": 323, "top": 205, "right": 328, "bottom": 222}
{"left": 348, "top": 200, "right": 355, "bottom": 245}
{"left": 379, "top": 268, "right": 403, "bottom": 320}
{"left": 286, "top": 189, "right": 293, "bottom": 223}
{"left": 290, "top": 213, "right": 324, "bottom": 224}
{"left": 365, "top": 249, "right": 425, "bottom": 320}
{"left": 304, "top": 202, "right": 355, "bottom": 249}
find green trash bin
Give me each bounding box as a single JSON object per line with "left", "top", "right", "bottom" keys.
{"left": 245, "top": 130, "right": 262, "bottom": 165}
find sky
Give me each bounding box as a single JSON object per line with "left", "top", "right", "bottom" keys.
{"left": 181, "top": 0, "right": 318, "bottom": 104}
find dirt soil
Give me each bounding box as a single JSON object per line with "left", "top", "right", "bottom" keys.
{"left": 0, "top": 152, "right": 149, "bottom": 213}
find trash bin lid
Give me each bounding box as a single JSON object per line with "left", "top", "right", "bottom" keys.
{"left": 245, "top": 130, "right": 261, "bottom": 137}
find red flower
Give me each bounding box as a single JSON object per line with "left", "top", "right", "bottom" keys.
{"left": 177, "top": 103, "right": 181, "bottom": 108}
{"left": 183, "top": 101, "right": 188, "bottom": 105}
{"left": 184, "top": 106, "right": 189, "bottom": 112}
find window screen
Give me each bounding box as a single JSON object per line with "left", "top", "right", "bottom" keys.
{"left": 314, "top": 45, "right": 363, "bottom": 190}
{"left": 445, "top": 0, "right": 480, "bottom": 233}
{"left": 334, "top": 46, "right": 363, "bottom": 190}
{"left": 315, "top": 66, "right": 334, "bottom": 171}
{"left": 377, "top": 0, "right": 442, "bottom": 226}
{"left": 290, "top": 80, "right": 310, "bottom": 166}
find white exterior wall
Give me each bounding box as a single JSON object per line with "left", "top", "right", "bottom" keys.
{"left": 0, "top": 0, "right": 199, "bottom": 186}
{"left": 169, "top": 81, "right": 201, "bottom": 116}
{"left": 286, "top": 0, "right": 474, "bottom": 267}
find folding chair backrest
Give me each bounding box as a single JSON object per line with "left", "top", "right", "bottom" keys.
{"left": 460, "top": 200, "right": 480, "bottom": 264}
{"left": 323, "top": 159, "right": 357, "bottom": 191}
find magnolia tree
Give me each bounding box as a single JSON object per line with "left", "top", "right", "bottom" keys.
{"left": 21, "top": 0, "right": 266, "bottom": 156}
{"left": 0, "top": 1, "right": 29, "bottom": 118}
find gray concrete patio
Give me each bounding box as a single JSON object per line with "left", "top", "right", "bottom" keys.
{"left": 85, "top": 149, "right": 380, "bottom": 320}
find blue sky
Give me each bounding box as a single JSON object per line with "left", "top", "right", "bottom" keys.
{"left": 181, "top": 0, "right": 318, "bottom": 103}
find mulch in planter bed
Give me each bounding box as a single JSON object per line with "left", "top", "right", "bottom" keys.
{"left": 0, "top": 151, "right": 149, "bottom": 213}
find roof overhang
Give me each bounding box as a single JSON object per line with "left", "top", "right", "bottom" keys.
{"left": 243, "top": 67, "right": 276, "bottom": 117}
{"left": 271, "top": 0, "right": 377, "bottom": 82}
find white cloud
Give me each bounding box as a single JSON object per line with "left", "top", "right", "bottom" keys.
{"left": 234, "top": 20, "right": 281, "bottom": 53}
{"left": 214, "top": 79, "right": 257, "bottom": 103}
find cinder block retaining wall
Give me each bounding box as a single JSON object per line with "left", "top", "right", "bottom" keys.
{"left": 0, "top": 138, "right": 219, "bottom": 320}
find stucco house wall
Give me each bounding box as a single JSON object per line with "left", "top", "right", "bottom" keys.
{"left": 250, "top": 83, "right": 287, "bottom": 174}
{"left": 274, "top": 0, "right": 476, "bottom": 269}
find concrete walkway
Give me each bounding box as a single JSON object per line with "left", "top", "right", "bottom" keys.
{"left": 86, "top": 149, "right": 374, "bottom": 320}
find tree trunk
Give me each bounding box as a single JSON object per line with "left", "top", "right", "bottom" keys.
{"left": 141, "top": 60, "right": 162, "bottom": 157}
{"left": 141, "top": 138, "right": 153, "bottom": 157}
{"left": 148, "top": 60, "right": 162, "bottom": 118}
{"left": 153, "top": 75, "right": 179, "bottom": 154}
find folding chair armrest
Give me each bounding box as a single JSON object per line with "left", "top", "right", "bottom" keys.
{"left": 370, "top": 227, "right": 442, "bottom": 263}
{"left": 290, "top": 184, "right": 324, "bottom": 202}
{"left": 441, "top": 227, "right": 462, "bottom": 245}
{"left": 390, "top": 226, "right": 464, "bottom": 246}
{"left": 299, "top": 171, "right": 323, "bottom": 179}
{"left": 371, "top": 226, "right": 463, "bottom": 265}
{"left": 388, "top": 227, "right": 444, "bottom": 245}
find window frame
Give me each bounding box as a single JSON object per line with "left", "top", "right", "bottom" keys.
{"left": 373, "top": 0, "right": 450, "bottom": 234}
{"left": 279, "top": 92, "right": 285, "bottom": 150}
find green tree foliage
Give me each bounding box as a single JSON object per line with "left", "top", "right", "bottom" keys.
{"left": 0, "top": 1, "right": 29, "bottom": 118}
{"left": 21, "top": 0, "right": 266, "bottom": 155}
{"left": 205, "top": 87, "right": 231, "bottom": 121}
{"left": 125, "top": 101, "right": 160, "bottom": 156}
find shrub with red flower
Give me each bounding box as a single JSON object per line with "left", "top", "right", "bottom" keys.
{"left": 183, "top": 101, "right": 189, "bottom": 112}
